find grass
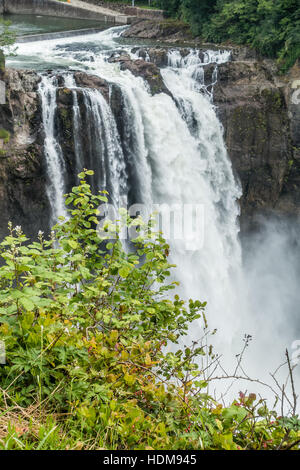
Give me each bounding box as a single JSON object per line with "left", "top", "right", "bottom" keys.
{"left": 0, "top": 404, "right": 84, "bottom": 450}
{"left": 0, "top": 129, "right": 10, "bottom": 144}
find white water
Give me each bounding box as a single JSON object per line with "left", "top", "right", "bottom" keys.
{"left": 24, "top": 31, "right": 243, "bottom": 337}
{"left": 39, "top": 75, "right": 68, "bottom": 223}
{"left": 79, "top": 87, "right": 128, "bottom": 207}
{"left": 10, "top": 27, "right": 299, "bottom": 408}
{"left": 65, "top": 76, "right": 84, "bottom": 174}
{"left": 159, "top": 50, "right": 243, "bottom": 340}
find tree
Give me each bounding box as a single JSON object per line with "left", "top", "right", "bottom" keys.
{"left": 182, "top": 0, "right": 218, "bottom": 34}
{"left": 0, "top": 17, "right": 16, "bottom": 71}
{"left": 159, "top": 0, "right": 182, "bottom": 16}
{"left": 203, "top": 0, "right": 299, "bottom": 70}
{"left": 0, "top": 18, "right": 16, "bottom": 49}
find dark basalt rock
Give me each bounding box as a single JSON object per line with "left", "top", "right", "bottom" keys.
{"left": 122, "top": 19, "right": 192, "bottom": 42}
{"left": 108, "top": 53, "right": 171, "bottom": 96}
{"left": 213, "top": 60, "right": 300, "bottom": 229}
{"left": 56, "top": 86, "right": 76, "bottom": 189}
{"left": 74, "top": 72, "right": 110, "bottom": 102}
{"left": 133, "top": 47, "right": 169, "bottom": 68}
{"left": 0, "top": 68, "right": 49, "bottom": 240}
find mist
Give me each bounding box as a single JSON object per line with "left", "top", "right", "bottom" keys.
{"left": 231, "top": 215, "right": 300, "bottom": 410}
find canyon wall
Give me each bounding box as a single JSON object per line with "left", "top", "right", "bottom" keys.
{"left": 0, "top": 52, "right": 299, "bottom": 237}
{"left": 0, "top": 67, "right": 49, "bottom": 240}
{"left": 214, "top": 59, "right": 300, "bottom": 229}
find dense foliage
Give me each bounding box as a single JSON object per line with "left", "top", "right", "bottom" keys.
{"left": 0, "top": 171, "right": 299, "bottom": 450}
{"left": 0, "top": 17, "right": 16, "bottom": 69}
{"left": 155, "top": 0, "right": 299, "bottom": 71}
{"left": 0, "top": 18, "right": 16, "bottom": 50}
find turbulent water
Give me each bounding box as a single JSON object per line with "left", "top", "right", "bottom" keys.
{"left": 39, "top": 75, "right": 68, "bottom": 224}
{"left": 8, "top": 27, "right": 299, "bottom": 407}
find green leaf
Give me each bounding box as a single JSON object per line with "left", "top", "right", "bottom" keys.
{"left": 19, "top": 297, "right": 35, "bottom": 312}
{"left": 118, "top": 266, "right": 131, "bottom": 278}
{"left": 68, "top": 240, "right": 79, "bottom": 250}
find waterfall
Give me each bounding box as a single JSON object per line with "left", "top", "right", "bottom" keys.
{"left": 36, "top": 39, "right": 242, "bottom": 342}
{"left": 8, "top": 27, "right": 300, "bottom": 408}
{"left": 39, "top": 73, "right": 128, "bottom": 220}
{"left": 39, "top": 75, "right": 68, "bottom": 224}
{"left": 63, "top": 74, "right": 85, "bottom": 176}
{"left": 157, "top": 50, "right": 243, "bottom": 338}
{"left": 79, "top": 87, "right": 128, "bottom": 208}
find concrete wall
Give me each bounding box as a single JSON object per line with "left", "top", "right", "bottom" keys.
{"left": 124, "top": 6, "right": 165, "bottom": 20}
{"left": 83, "top": 1, "right": 165, "bottom": 20}
{"left": 16, "top": 27, "right": 108, "bottom": 43}
{"left": 2, "top": 0, "right": 130, "bottom": 24}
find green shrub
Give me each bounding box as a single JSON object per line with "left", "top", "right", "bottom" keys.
{"left": 0, "top": 170, "right": 299, "bottom": 450}
{"left": 0, "top": 17, "right": 16, "bottom": 57}
{"left": 0, "top": 129, "right": 10, "bottom": 144}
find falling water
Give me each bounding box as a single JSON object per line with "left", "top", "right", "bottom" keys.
{"left": 40, "top": 71, "right": 128, "bottom": 218}
{"left": 39, "top": 75, "right": 68, "bottom": 223}
{"left": 70, "top": 86, "right": 128, "bottom": 207}
{"left": 63, "top": 74, "right": 85, "bottom": 175}
{"left": 11, "top": 28, "right": 299, "bottom": 406}
{"left": 34, "top": 34, "right": 243, "bottom": 344}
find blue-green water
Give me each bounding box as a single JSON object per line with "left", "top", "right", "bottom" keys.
{"left": 1, "top": 14, "right": 110, "bottom": 36}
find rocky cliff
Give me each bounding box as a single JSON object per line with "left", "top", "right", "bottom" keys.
{"left": 0, "top": 51, "right": 299, "bottom": 238}
{"left": 214, "top": 59, "right": 300, "bottom": 229}
{"left": 0, "top": 67, "right": 50, "bottom": 240}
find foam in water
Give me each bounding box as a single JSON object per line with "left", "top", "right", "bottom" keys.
{"left": 39, "top": 75, "right": 68, "bottom": 224}
{"left": 79, "top": 87, "right": 128, "bottom": 207}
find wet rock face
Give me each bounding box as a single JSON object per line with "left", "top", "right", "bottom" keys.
{"left": 0, "top": 69, "right": 50, "bottom": 240}
{"left": 74, "top": 72, "right": 110, "bottom": 101}
{"left": 108, "top": 53, "right": 170, "bottom": 96}
{"left": 130, "top": 47, "right": 208, "bottom": 68}
{"left": 0, "top": 70, "right": 113, "bottom": 240}
{"left": 122, "top": 19, "right": 192, "bottom": 42}
{"left": 212, "top": 60, "right": 300, "bottom": 229}
{"left": 55, "top": 73, "right": 112, "bottom": 195}
{"left": 278, "top": 61, "right": 300, "bottom": 217}
{"left": 56, "top": 86, "right": 76, "bottom": 192}
{"left": 131, "top": 47, "right": 169, "bottom": 68}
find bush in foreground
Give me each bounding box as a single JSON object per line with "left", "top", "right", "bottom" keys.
{"left": 0, "top": 170, "right": 299, "bottom": 450}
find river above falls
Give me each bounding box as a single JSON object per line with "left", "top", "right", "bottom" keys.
{"left": 1, "top": 13, "right": 110, "bottom": 37}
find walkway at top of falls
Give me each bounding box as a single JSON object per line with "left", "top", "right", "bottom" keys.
{"left": 1, "top": 0, "right": 134, "bottom": 25}
{"left": 55, "top": 0, "right": 132, "bottom": 24}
